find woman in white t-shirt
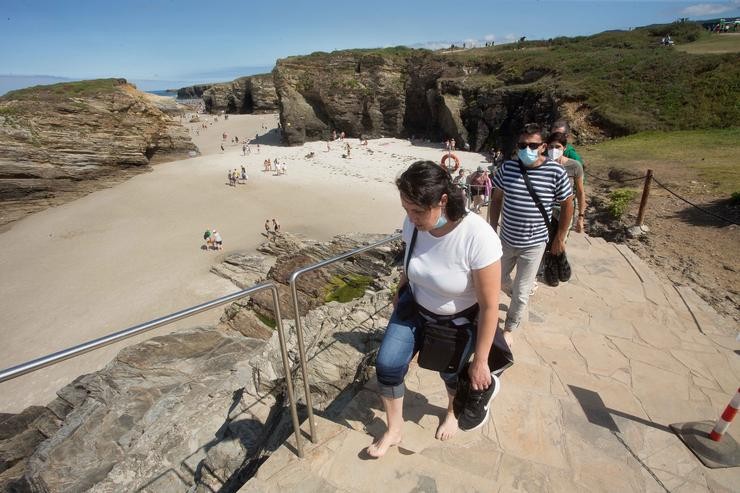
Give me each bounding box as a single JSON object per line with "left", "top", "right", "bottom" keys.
{"left": 367, "top": 161, "right": 503, "bottom": 458}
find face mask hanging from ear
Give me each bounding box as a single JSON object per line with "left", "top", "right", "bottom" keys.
{"left": 433, "top": 211, "right": 448, "bottom": 229}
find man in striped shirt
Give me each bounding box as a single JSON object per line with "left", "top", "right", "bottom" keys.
{"left": 489, "top": 123, "right": 573, "bottom": 346}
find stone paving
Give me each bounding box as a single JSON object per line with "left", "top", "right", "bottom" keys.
{"left": 240, "top": 233, "right": 740, "bottom": 492}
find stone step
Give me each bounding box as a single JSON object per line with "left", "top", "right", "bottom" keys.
{"left": 239, "top": 414, "right": 495, "bottom": 492}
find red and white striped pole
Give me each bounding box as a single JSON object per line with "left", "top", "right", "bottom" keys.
{"left": 709, "top": 387, "right": 740, "bottom": 442}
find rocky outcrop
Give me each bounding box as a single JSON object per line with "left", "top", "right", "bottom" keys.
{"left": 0, "top": 232, "right": 401, "bottom": 492}
{"left": 273, "top": 49, "right": 569, "bottom": 151}
{"left": 0, "top": 78, "right": 198, "bottom": 226}
{"left": 274, "top": 51, "right": 412, "bottom": 145}
{"left": 176, "top": 84, "right": 213, "bottom": 99}
{"left": 201, "top": 74, "right": 278, "bottom": 114}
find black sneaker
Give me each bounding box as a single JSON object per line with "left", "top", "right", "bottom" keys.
{"left": 458, "top": 373, "right": 501, "bottom": 431}
{"left": 543, "top": 253, "right": 560, "bottom": 287}
{"left": 557, "top": 252, "right": 572, "bottom": 282}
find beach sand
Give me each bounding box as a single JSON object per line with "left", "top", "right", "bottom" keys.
{"left": 0, "top": 114, "right": 491, "bottom": 412}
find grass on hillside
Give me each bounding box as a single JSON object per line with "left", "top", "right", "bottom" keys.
{"left": 443, "top": 23, "right": 740, "bottom": 134}
{"left": 1, "top": 78, "right": 125, "bottom": 102}
{"left": 676, "top": 33, "right": 740, "bottom": 54}
{"left": 583, "top": 128, "right": 740, "bottom": 195}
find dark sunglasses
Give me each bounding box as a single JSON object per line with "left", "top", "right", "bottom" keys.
{"left": 517, "top": 142, "right": 543, "bottom": 150}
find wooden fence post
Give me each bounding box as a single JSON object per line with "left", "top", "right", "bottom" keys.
{"left": 636, "top": 169, "right": 654, "bottom": 227}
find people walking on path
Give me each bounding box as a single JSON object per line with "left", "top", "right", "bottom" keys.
{"left": 546, "top": 132, "right": 586, "bottom": 233}
{"left": 489, "top": 123, "right": 573, "bottom": 347}
{"left": 368, "top": 161, "right": 504, "bottom": 458}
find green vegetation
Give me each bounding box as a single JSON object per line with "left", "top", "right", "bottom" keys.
{"left": 1, "top": 78, "right": 125, "bottom": 102}
{"left": 608, "top": 189, "right": 639, "bottom": 219}
{"left": 676, "top": 34, "right": 740, "bottom": 54}
{"left": 731, "top": 191, "right": 740, "bottom": 205}
{"left": 584, "top": 128, "right": 740, "bottom": 195}
{"left": 254, "top": 311, "right": 277, "bottom": 329}
{"left": 446, "top": 22, "right": 740, "bottom": 133}
{"left": 325, "top": 274, "right": 373, "bottom": 303}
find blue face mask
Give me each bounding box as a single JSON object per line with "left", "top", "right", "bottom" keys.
{"left": 518, "top": 147, "right": 540, "bottom": 166}
{"left": 433, "top": 211, "right": 448, "bottom": 229}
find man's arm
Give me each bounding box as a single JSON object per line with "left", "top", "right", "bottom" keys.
{"left": 489, "top": 188, "right": 504, "bottom": 232}
{"left": 574, "top": 175, "right": 586, "bottom": 233}
{"left": 551, "top": 195, "right": 573, "bottom": 255}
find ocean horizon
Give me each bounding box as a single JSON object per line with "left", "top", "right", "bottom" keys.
{"left": 0, "top": 66, "right": 274, "bottom": 97}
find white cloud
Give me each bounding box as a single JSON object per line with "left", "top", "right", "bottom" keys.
{"left": 681, "top": 0, "right": 740, "bottom": 17}
{"left": 484, "top": 34, "right": 496, "bottom": 42}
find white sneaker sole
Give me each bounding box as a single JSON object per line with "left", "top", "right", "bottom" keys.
{"left": 465, "top": 374, "right": 501, "bottom": 432}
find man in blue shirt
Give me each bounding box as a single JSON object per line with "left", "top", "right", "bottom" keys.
{"left": 489, "top": 124, "right": 573, "bottom": 347}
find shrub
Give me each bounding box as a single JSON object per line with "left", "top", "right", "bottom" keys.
{"left": 608, "top": 189, "right": 639, "bottom": 219}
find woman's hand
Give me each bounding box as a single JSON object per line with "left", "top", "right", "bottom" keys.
{"left": 468, "top": 358, "right": 492, "bottom": 391}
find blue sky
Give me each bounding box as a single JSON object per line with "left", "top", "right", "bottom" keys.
{"left": 2, "top": 0, "right": 739, "bottom": 89}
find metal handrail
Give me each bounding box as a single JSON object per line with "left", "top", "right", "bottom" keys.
{"left": 0, "top": 233, "right": 404, "bottom": 458}
{"left": 0, "top": 281, "right": 306, "bottom": 458}
{"left": 288, "top": 233, "right": 401, "bottom": 443}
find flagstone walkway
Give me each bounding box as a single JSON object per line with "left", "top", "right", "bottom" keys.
{"left": 240, "top": 233, "right": 739, "bottom": 492}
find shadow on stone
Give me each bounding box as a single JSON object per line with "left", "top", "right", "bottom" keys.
{"left": 569, "top": 385, "right": 671, "bottom": 434}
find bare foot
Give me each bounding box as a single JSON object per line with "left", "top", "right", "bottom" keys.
{"left": 366, "top": 430, "right": 402, "bottom": 458}
{"left": 503, "top": 330, "right": 514, "bottom": 348}
{"left": 435, "top": 412, "right": 459, "bottom": 441}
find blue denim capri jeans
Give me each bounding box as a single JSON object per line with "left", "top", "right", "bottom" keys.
{"left": 375, "top": 289, "right": 475, "bottom": 398}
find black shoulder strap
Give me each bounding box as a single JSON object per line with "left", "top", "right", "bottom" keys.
{"left": 404, "top": 227, "right": 418, "bottom": 274}
{"left": 517, "top": 161, "right": 552, "bottom": 232}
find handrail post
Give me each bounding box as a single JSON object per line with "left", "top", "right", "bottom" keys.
{"left": 636, "top": 169, "right": 653, "bottom": 227}
{"left": 289, "top": 278, "right": 317, "bottom": 443}
{"left": 270, "top": 285, "right": 304, "bottom": 458}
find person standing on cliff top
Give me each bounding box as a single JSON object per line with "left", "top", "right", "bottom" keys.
{"left": 272, "top": 218, "right": 280, "bottom": 233}
{"left": 264, "top": 219, "right": 271, "bottom": 236}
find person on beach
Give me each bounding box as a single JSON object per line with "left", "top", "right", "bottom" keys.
{"left": 272, "top": 218, "right": 280, "bottom": 233}
{"left": 489, "top": 124, "right": 573, "bottom": 347}
{"left": 203, "top": 229, "right": 212, "bottom": 250}
{"left": 264, "top": 219, "right": 271, "bottom": 236}
{"left": 467, "top": 166, "right": 488, "bottom": 213}
{"left": 368, "top": 161, "right": 504, "bottom": 458}
{"left": 220, "top": 144, "right": 225, "bottom": 153}
{"left": 213, "top": 230, "right": 223, "bottom": 250}
{"left": 241, "top": 165, "right": 248, "bottom": 183}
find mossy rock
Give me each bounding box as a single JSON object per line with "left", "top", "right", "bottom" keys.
{"left": 325, "top": 274, "right": 373, "bottom": 303}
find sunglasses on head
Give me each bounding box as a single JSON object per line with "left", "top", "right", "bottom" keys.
{"left": 517, "top": 142, "right": 543, "bottom": 150}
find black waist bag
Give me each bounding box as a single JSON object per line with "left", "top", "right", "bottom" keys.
{"left": 418, "top": 321, "right": 472, "bottom": 373}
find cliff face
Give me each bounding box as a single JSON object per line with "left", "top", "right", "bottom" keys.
{"left": 201, "top": 74, "right": 278, "bottom": 114}
{"left": 0, "top": 79, "right": 197, "bottom": 225}
{"left": 176, "top": 84, "right": 212, "bottom": 99}
{"left": 272, "top": 24, "right": 740, "bottom": 150}
{"left": 272, "top": 48, "right": 576, "bottom": 150}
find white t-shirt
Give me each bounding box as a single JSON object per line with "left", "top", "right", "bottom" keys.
{"left": 402, "top": 213, "right": 502, "bottom": 315}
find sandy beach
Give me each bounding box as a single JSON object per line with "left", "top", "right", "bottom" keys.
{"left": 0, "top": 113, "right": 491, "bottom": 412}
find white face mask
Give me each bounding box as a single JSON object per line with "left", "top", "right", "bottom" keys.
{"left": 547, "top": 148, "right": 563, "bottom": 160}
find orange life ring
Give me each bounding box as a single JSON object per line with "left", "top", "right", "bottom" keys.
{"left": 440, "top": 153, "right": 461, "bottom": 172}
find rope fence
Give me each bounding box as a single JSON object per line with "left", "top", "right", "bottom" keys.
{"left": 584, "top": 168, "right": 739, "bottom": 226}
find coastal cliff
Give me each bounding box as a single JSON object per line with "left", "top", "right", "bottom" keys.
{"left": 273, "top": 23, "right": 740, "bottom": 149}
{"left": 0, "top": 78, "right": 197, "bottom": 226}
{"left": 196, "top": 74, "right": 278, "bottom": 114}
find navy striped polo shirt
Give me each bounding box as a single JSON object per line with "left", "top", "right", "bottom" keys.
{"left": 492, "top": 159, "right": 573, "bottom": 248}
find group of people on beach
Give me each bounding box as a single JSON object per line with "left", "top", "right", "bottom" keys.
{"left": 227, "top": 166, "right": 248, "bottom": 186}
{"left": 263, "top": 158, "right": 287, "bottom": 174}
{"left": 264, "top": 218, "right": 280, "bottom": 235}
{"left": 202, "top": 229, "right": 223, "bottom": 250}
{"left": 366, "top": 119, "right": 587, "bottom": 458}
